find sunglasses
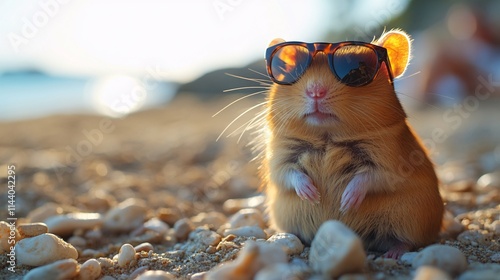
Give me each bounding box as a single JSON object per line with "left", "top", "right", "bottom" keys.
{"left": 265, "top": 41, "right": 393, "bottom": 87}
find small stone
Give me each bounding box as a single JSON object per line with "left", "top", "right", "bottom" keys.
{"left": 68, "top": 235, "right": 87, "bottom": 247}
{"left": 143, "top": 218, "right": 170, "bottom": 235}
{"left": 476, "top": 172, "right": 500, "bottom": 191}
{"left": 17, "top": 223, "right": 48, "bottom": 238}
{"left": 441, "top": 211, "right": 465, "bottom": 238}
{"left": 309, "top": 220, "right": 366, "bottom": 278}
{"left": 224, "top": 226, "right": 267, "bottom": 239}
{"left": 0, "top": 221, "right": 19, "bottom": 253}
{"left": 134, "top": 242, "right": 154, "bottom": 253}
{"left": 223, "top": 195, "right": 266, "bottom": 213}
{"left": 45, "top": 213, "right": 103, "bottom": 236}
{"left": 129, "top": 266, "right": 149, "bottom": 279}
{"left": 23, "top": 259, "right": 78, "bottom": 280}
{"left": 103, "top": 198, "right": 148, "bottom": 232}
{"left": 26, "top": 203, "right": 64, "bottom": 223}
{"left": 191, "top": 271, "right": 207, "bottom": 280}
{"left": 97, "top": 257, "right": 114, "bottom": 268}
{"left": 490, "top": 252, "right": 500, "bottom": 262}
{"left": 136, "top": 270, "right": 175, "bottom": 280}
{"left": 443, "top": 180, "right": 473, "bottom": 192}
{"left": 458, "top": 269, "right": 500, "bottom": 280}
{"left": 412, "top": 244, "right": 467, "bottom": 276}
{"left": 16, "top": 233, "right": 78, "bottom": 266}
{"left": 156, "top": 208, "right": 180, "bottom": 226}
{"left": 254, "top": 263, "right": 300, "bottom": 280}
{"left": 206, "top": 241, "right": 286, "bottom": 280}
{"left": 117, "top": 243, "right": 136, "bottom": 267}
{"left": 189, "top": 228, "right": 222, "bottom": 247}
{"left": 174, "top": 218, "right": 195, "bottom": 241}
{"left": 338, "top": 274, "right": 371, "bottom": 280}
{"left": 400, "top": 252, "right": 417, "bottom": 264}
{"left": 79, "top": 258, "right": 101, "bottom": 280}
{"left": 227, "top": 208, "right": 266, "bottom": 229}
{"left": 267, "top": 232, "right": 304, "bottom": 255}
{"left": 413, "top": 266, "right": 452, "bottom": 280}
{"left": 191, "top": 212, "right": 227, "bottom": 229}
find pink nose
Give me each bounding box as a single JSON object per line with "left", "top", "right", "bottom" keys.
{"left": 306, "top": 84, "right": 327, "bottom": 99}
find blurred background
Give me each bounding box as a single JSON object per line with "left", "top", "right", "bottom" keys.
{"left": 1, "top": 0, "right": 498, "bottom": 120}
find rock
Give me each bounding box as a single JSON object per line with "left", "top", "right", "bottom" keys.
{"left": 412, "top": 245, "right": 467, "bottom": 276}
{"left": 68, "top": 235, "right": 87, "bottom": 247}
{"left": 267, "top": 232, "right": 304, "bottom": 255}
{"left": 254, "top": 263, "right": 301, "bottom": 280}
{"left": 78, "top": 258, "right": 101, "bottom": 280}
{"left": 400, "top": 252, "right": 417, "bottom": 264}
{"left": 156, "top": 208, "right": 180, "bottom": 226}
{"left": 191, "top": 212, "right": 227, "bottom": 229}
{"left": 337, "top": 274, "right": 371, "bottom": 280}
{"left": 103, "top": 198, "right": 148, "bottom": 232}
{"left": 458, "top": 269, "right": 500, "bottom": 280}
{"left": 440, "top": 211, "right": 465, "bottom": 238}
{"left": 129, "top": 266, "right": 149, "bottom": 279}
{"left": 17, "top": 223, "right": 48, "bottom": 238}
{"left": 136, "top": 270, "right": 176, "bottom": 280}
{"left": 413, "top": 266, "right": 452, "bottom": 280}
{"left": 223, "top": 195, "right": 266, "bottom": 213}
{"left": 205, "top": 241, "right": 286, "bottom": 280}
{"left": 26, "top": 203, "right": 64, "bottom": 223}
{"left": 23, "top": 259, "right": 78, "bottom": 280}
{"left": 15, "top": 233, "right": 78, "bottom": 266}
{"left": 476, "top": 172, "right": 500, "bottom": 191}
{"left": 227, "top": 208, "right": 266, "bottom": 229}
{"left": 188, "top": 228, "right": 222, "bottom": 247}
{"left": 174, "top": 218, "right": 195, "bottom": 241}
{"left": 134, "top": 242, "right": 154, "bottom": 253}
{"left": 0, "top": 221, "right": 19, "bottom": 253}
{"left": 309, "top": 220, "right": 366, "bottom": 278}
{"left": 190, "top": 271, "right": 207, "bottom": 280}
{"left": 117, "top": 243, "right": 137, "bottom": 267}
{"left": 44, "top": 213, "right": 102, "bottom": 236}
{"left": 143, "top": 218, "right": 170, "bottom": 235}
{"left": 224, "top": 226, "right": 267, "bottom": 239}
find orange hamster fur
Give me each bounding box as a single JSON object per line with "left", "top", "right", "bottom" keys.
{"left": 261, "top": 30, "right": 444, "bottom": 258}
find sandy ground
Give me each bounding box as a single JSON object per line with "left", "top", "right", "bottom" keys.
{"left": 0, "top": 93, "right": 499, "bottom": 279}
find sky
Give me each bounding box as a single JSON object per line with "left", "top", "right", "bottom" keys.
{"left": 0, "top": 0, "right": 411, "bottom": 82}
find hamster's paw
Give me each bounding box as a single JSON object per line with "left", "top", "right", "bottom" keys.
{"left": 289, "top": 170, "right": 320, "bottom": 203}
{"left": 340, "top": 173, "right": 368, "bottom": 213}
{"left": 382, "top": 242, "right": 410, "bottom": 259}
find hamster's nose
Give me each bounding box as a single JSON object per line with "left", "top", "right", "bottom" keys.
{"left": 306, "top": 83, "right": 327, "bottom": 99}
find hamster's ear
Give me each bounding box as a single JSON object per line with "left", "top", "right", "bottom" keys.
{"left": 268, "top": 38, "right": 285, "bottom": 47}
{"left": 375, "top": 29, "right": 411, "bottom": 78}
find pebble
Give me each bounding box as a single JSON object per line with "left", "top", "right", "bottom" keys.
{"left": 0, "top": 221, "right": 18, "bottom": 253}
{"left": 117, "top": 243, "right": 137, "bottom": 267}
{"left": 68, "top": 235, "right": 87, "bottom": 247}
{"left": 440, "top": 211, "right": 465, "bottom": 237}
{"left": 223, "top": 195, "right": 266, "bottom": 213}
{"left": 476, "top": 172, "right": 500, "bottom": 191}
{"left": 337, "top": 274, "right": 371, "bottom": 280}
{"left": 16, "top": 233, "right": 78, "bottom": 266}
{"left": 458, "top": 269, "right": 500, "bottom": 280}
{"left": 188, "top": 228, "right": 222, "bottom": 247}
{"left": 400, "top": 252, "right": 417, "bottom": 264}
{"left": 45, "top": 212, "right": 103, "bottom": 236}
{"left": 190, "top": 212, "right": 227, "bottom": 229}
{"left": 143, "top": 218, "right": 170, "bottom": 235}
{"left": 79, "top": 258, "right": 102, "bottom": 280}
{"left": 156, "top": 208, "right": 180, "bottom": 226}
{"left": 309, "top": 220, "right": 366, "bottom": 278}
{"left": 23, "top": 259, "right": 78, "bottom": 280}
{"left": 103, "top": 198, "right": 148, "bottom": 232}
{"left": 224, "top": 225, "right": 267, "bottom": 239}
{"left": 227, "top": 208, "right": 266, "bottom": 229}
{"left": 457, "top": 230, "right": 492, "bottom": 246}
{"left": 205, "top": 241, "right": 286, "bottom": 280}
{"left": 136, "top": 270, "right": 176, "bottom": 280}
{"left": 413, "top": 266, "right": 452, "bottom": 280}
{"left": 174, "top": 218, "right": 195, "bottom": 241}
{"left": 134, "top": 242, "right": 154, "bottom": 253}
{"left": 26, "top": 203, "right": 64, "bottom": 223}
{"left": 128, "top": 266, "right": 149, "bottom": 279}
{"left": 412, "top": 244, "right": 467, "bottom": 276}
{"left": 190, "top": 271, "right": 207, "bottom": 280}
{"left": 267, "top": 232, "right": 304, "bottom": 255}
{"left": 17, "top": 223, "right": 48, "bottom": 238}
{"left": 254, "top": 263, "right": 300, "bottom": 280}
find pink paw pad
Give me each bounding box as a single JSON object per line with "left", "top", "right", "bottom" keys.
{"left": 289, "top": 170, "right": 320, "bottom": 203}
{"left": 340, "top": 173, "right": 368, "bottom": 213}
{"left": 382, "top": 243, "right": 410, "bottom": 259}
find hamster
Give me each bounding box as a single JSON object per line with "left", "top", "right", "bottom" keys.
{"left": 261, "top": 30, "right": 444, "bottom": 258}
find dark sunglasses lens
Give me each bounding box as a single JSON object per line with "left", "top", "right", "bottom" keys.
{"left": 333, "top": 45, "right": 378, "bottom": 86}
{"left": 270, "top": 45, "right": 309, "bottom": 84}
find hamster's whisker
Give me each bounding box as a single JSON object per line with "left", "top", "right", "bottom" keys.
{"left": 396, "top": 71, "right": 421, "bottom": 81}
{"left": 216, "top": 101, "right": 268, "bottom": 141}
{"left": 237, "top": 109, "right": 269, "bottom": 143}
{"left": 225, "top": 73, "right": 272, "bottom": 86}
{"left": 395, "top": 91, "right": 439, "bottom": 109}
{"left": 247, "top": 68, "right": 271, "bottom": 79}
{"left": 212, "top": 90, "right": 267, "bottom": 117}
{"left": 224, "top": 86, "right": 270, "bottom": 92}
{"left": 225, "top": 106, "right": 267, "bottom": 140}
